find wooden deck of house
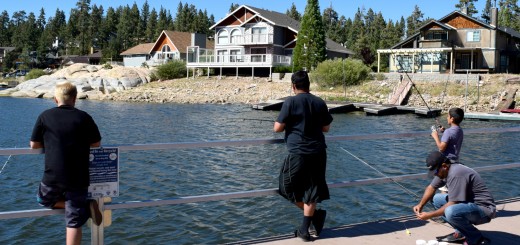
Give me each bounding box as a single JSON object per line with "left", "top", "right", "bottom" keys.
{"left": 232, "top": 197, "right": 520, "bottom": 245}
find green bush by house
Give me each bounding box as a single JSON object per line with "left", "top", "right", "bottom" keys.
{"left": 153, "top": 60, "right": 187, "bottom": 80}
{"left": 310, "top": 58, "right": 372, "bottom": 88}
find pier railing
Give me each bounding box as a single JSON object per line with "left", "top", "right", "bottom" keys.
{"left": 2, "top": 127, "right": 520, "bottom": 244}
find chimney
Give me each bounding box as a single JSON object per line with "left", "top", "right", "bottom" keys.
{"left": 461, "top": 2, "right": 468, "bottom": 15}
{"left": 490, "top": 7, "right": 498, "bottom": 27}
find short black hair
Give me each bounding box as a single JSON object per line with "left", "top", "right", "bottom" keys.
{"left": 449, "top": 108, "right": 464, "bottom": 124}
{"left": 291, "top": 70, "right": 310, "bottom": 91}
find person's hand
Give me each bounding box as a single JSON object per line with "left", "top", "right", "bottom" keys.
{"left": 416, "top": 211, "right": 432, "bottom": 220}
{"left": 413, "top": 204, "right": 422, "bottom": 214}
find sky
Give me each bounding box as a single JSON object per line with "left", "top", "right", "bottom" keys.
{"left": 3, "top": 0, "right": 489, "bottom": 23}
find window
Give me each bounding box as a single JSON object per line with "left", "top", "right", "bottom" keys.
{"left": 425, "top": 31, "right": 447, "bottom": 40}
{"left": 467, "top": 31, "right": 480, "bottom": 42}
{"left": 217, "top": 50, "right": 228, "bottom": 62}
{"left": 161, "top": 45, "right": 171, "bottom": 52}
{"left": 251, "top": 27, "right": 267, "bottom": 43}
{"left": 230, "top": 29, "right": 242, "bottom": 44}
{"left": 230, "top": 50, "right": 242, "bottom": 62}
{"left": 218, "top": 30, "right": 229, "bottom": 44}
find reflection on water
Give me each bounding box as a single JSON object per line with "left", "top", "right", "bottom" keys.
{"left": 1, "top": 97, "right": 520, "bottom": 244}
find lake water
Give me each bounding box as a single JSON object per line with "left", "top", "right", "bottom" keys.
{"left": 1, "top": 97, "right": 519, "bottom": 244}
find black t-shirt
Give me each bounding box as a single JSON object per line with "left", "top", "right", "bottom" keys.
{"left": 276, "top": 93, "right": 333, "bottom": 154}
{"left": 31, "top": 105, "right": 101, "bottom": 190}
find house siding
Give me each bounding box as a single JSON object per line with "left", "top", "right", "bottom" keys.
{"left": 123, "top": 56, "right": 148, "bottom": 67}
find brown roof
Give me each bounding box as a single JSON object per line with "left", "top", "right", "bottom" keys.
{"left": 162, "top": 31, "right": 192, "bottom": 54}
{"left": 120, "top": 43, "right": 155, "bottom": 55}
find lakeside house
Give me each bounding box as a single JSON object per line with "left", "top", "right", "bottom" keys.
{"left": 121, "top": 5, "right": 353, "bottom": 77}
{"left": 0, "top": 47, "right": 16, "bottom": 71}
{"left": 186, "top": 5, "right": 353, "bottom": 77}
{"left": 120, "top": 31, "right": 214, "bottom": 67}
{"left": 377, "top": 5, "right": 520, "bottom": 74}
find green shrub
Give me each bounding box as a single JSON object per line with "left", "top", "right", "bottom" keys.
{"left": 102, "top": 63, "right": 113, "bottom": 69}
{"left": 310, "top": 58, "right": 371, "bottom": 88}
{"left": 374, "top": 73, "right": 386, "bottom": 81}
{"left": 25, "top": 69, "right": 46, "bottom": 80}
{"left": 154, "top": 60, "right": 187, "bottom": 80}
{"left": 273, "top": 66, "right": 292, "bottom": 73}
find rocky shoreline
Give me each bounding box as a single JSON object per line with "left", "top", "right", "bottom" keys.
{"left": 2, "top": 64, "right": 519, "bottom": 114}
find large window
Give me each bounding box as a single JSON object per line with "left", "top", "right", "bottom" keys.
{"left": 467, "top": 30, "right": 480, "bottom": 42}
{"left": 218, "top": 30, "right": 229, "bottom": 44}
{"left": 251, "top": 27, "right": 267, "bottom": 43}
{"left": 230, "top": 29, "right": 242, "bottom": 44}
{"left": 425, "top": 31, "right": 447, "bottom": 40}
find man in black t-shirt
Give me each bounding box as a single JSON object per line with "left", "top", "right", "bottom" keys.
{"left": 274, "top": 70, "right": 333, "bottom": 241}
{"left": 31, "top": 81, "right": 102, "bottom": 245}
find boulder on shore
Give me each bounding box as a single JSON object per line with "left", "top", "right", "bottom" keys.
{"left": 6, "top": 63, "right": 151, "bottom": 99}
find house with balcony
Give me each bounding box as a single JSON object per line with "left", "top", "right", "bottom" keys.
{"left": 186, "top": 5, "right": 353, "bottom": 77}
{"left": 377, "top": 6, "right": 520, "bottom": 74}
{"left": 120, "top": 31, "right": 214, "bottom": 67}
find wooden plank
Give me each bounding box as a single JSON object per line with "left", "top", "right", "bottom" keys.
{"left": 364, "top": 106, "right": 398, "bottom": 116}
{"left": 465, "top": 112, "right": 520, "bottom": 121}
{"left": 388, "top": 79, "right": 412, "bottom": 105}
{"left": 493, "top": 88, "right": 517, "bottom": 112}
{"left": 327, "top": 102, "right": 356, "bottom": 114}
{"left": 414, "top": 108, "right": 442, "bottom": 117}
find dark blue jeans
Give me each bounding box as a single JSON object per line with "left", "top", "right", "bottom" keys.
{"left": 433, "top": 193, "right": 490, "bottom": 244}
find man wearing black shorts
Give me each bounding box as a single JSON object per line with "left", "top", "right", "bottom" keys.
{"left": 31, "top": 81, "right": 102, "bottom": 245}
{"left": 274, "top": 70, "right": 333, "bottom": 241}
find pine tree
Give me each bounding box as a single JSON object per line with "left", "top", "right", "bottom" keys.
{"left": 455, "top": 0, "right": 479, "bottom": 16}
{"left": 229, "top": 3, "right": 239, "bottom": 13}
{"left": 406, "top": 5, "right": 424, "bottom": 37}
{"left": 322, "top": 6, "right": 338, "bottom": 36}
{"left": 481, "top": 0, "right": 492, "bottom": 23}
{"left": 146, "top": 8, "right": 158, "bottom": 42}
{"left": 498, "top": 0, "right": 520, "bottom": 30}
{"left": 139, "top": 1, "right": 150, "bottom": 43}
{"left": 0, "top": 11, "right": 11, "bottom": 46}
{"left": 286, "top": 2, "right": 301, "bottom": 21}
{"left": 292, "top": 0, "right": 326, "bottom": 71}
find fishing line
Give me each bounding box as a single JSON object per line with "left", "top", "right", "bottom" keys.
{"left": 0, "top": 155, "right": 13, "bottom": 175}
{"left": 340, "top": 147, "right": 420, "bottom": 200}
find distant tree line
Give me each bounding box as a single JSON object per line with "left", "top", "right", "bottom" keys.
{"left": 0, "top": 0, "right": 215, "bottom": 71}
{"left": 1, "top": 0, "right": 519, "bottom": 72}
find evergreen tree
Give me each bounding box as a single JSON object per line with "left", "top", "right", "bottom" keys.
{"left": 102, "top": 7, "right": 121, "bottom": 60}
{"left": 75, "top": 0, "right": 92, "bottom": 55}
{"left": 130, "top": 3, "right": 140, "bottom": 46}
{"left": 292, "top": 0, "right": 326, "bottom": 71}
{"left": 481, "top": 0, "right": 492, "bottom": 23}
{"left": 498, "top": 0, "right": 520, "bottom": 30}
{"left": 455, "top": 0, "right": 479, "bottom": 16}
{"left": 286, "top": 2, "right": 301, "bottom": 21}
{"left": 146, "top": 8, "right": 158, "bottom": 42}
{"left": 406, "top": 5, "right": 424, "bottom": 37}
{"left": 0, "top": 11, "right": 11, "bottom": 46}
{"left": 117, "top": 5, "right": 133, "bottom": 50}
{"left": 322, "top": 6, "right": 338, "bottom": 36}
{"left": 157, "top": 7, "right": 168, "bottom": 34}
{"left": 139, "top": 0, "right": 150, "bottom": 43}
{"left": 90, "top": 5, "right": 103, "bottom": 51}
{"left": 229, "top": 3, "right": 239, "bottom": 13}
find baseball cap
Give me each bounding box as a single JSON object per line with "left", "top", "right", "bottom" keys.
{"left": 426, "top": 151, "right": 450, "bottom": 177}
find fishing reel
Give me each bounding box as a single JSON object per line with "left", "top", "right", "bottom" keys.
{"left": 430, "top": 125, "right": 444, "bottom": 133}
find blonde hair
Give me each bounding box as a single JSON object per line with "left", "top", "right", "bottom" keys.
{"left": 54, "top": 81, "right": 77, "bottom": 103}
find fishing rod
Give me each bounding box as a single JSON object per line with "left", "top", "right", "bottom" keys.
{"left": 233, "top": 118, "right": 274, "bottom": 122}
{"left": 390, "top": 49, "right": 444, "bottom": 130}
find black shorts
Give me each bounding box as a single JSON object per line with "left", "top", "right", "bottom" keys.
{"left": 37, "top": 182, "right": 89, "bottom": 228}
{"left": 278, "top": 151, "right": 330, "bottom": 204}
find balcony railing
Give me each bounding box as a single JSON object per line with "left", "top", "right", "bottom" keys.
{"left": 187, "top": 53, "right": 291, "bottom": 67}
{"left": 218, "top": 34, "right": 274, "bottom": 46}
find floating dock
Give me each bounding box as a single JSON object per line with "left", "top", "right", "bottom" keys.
{"left": 465, "top": 112, "right": 520, "bottom": 121}
{"left": 252, "top": 99, "right": 442, "bottom": 117}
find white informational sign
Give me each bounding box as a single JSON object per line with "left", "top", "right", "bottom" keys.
{"left": 88, "top": 147, "right": 119, "bottom": 198}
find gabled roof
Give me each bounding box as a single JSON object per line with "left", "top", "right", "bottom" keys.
{"left": 121, "top": 43, "right": 155, "bottom": 56}
{"left": 418, "top": 20, "right": 454, "bottom": 31}
{"left": 151, "top": 31, "right": 192, "bottom": 54}
{"left": 498, "top": 27, "right": 520, "bottom": 39}
{"left": 438, "top": 11, "right": 494, "bottom": 29}
{"left": 391, "top": 33, "right": 420, "bottom": 49}
{"left": 211, "top": 5, "right": 300, "bottom": 32}
{"left": 326, "top": 38, "right": 354, "bottom": 55}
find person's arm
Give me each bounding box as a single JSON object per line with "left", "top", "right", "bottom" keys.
{"left": 273, "top": 122, "right": 285, "bottom": 132}
{"left": 416, "top": 200, "right": 457, "bottom": 220}
{"left": 413, "top": 185, "right": 436, "bottom": 214}
{"left": 431, "top": 132, "right": 447, "bottom": 152}
{"left": 30, "top": 141, "right": 43, "bottom": 149}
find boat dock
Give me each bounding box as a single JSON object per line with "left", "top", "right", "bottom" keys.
{"left": 233, "top": 197, "right": 520, "bottom": 245}
{"left": 465, "top": 112, "right": 520, "bottom": 121}
{"left": 252, "top": 99, "right": 442, "bottom": 117}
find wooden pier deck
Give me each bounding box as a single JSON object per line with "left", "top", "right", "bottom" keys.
{"left": 233, "top": 197, "right": 520, "bottom": 245}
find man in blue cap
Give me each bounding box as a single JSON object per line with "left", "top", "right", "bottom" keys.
{"left": 413, "top": 151, "right": 495, "bottom": 245}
